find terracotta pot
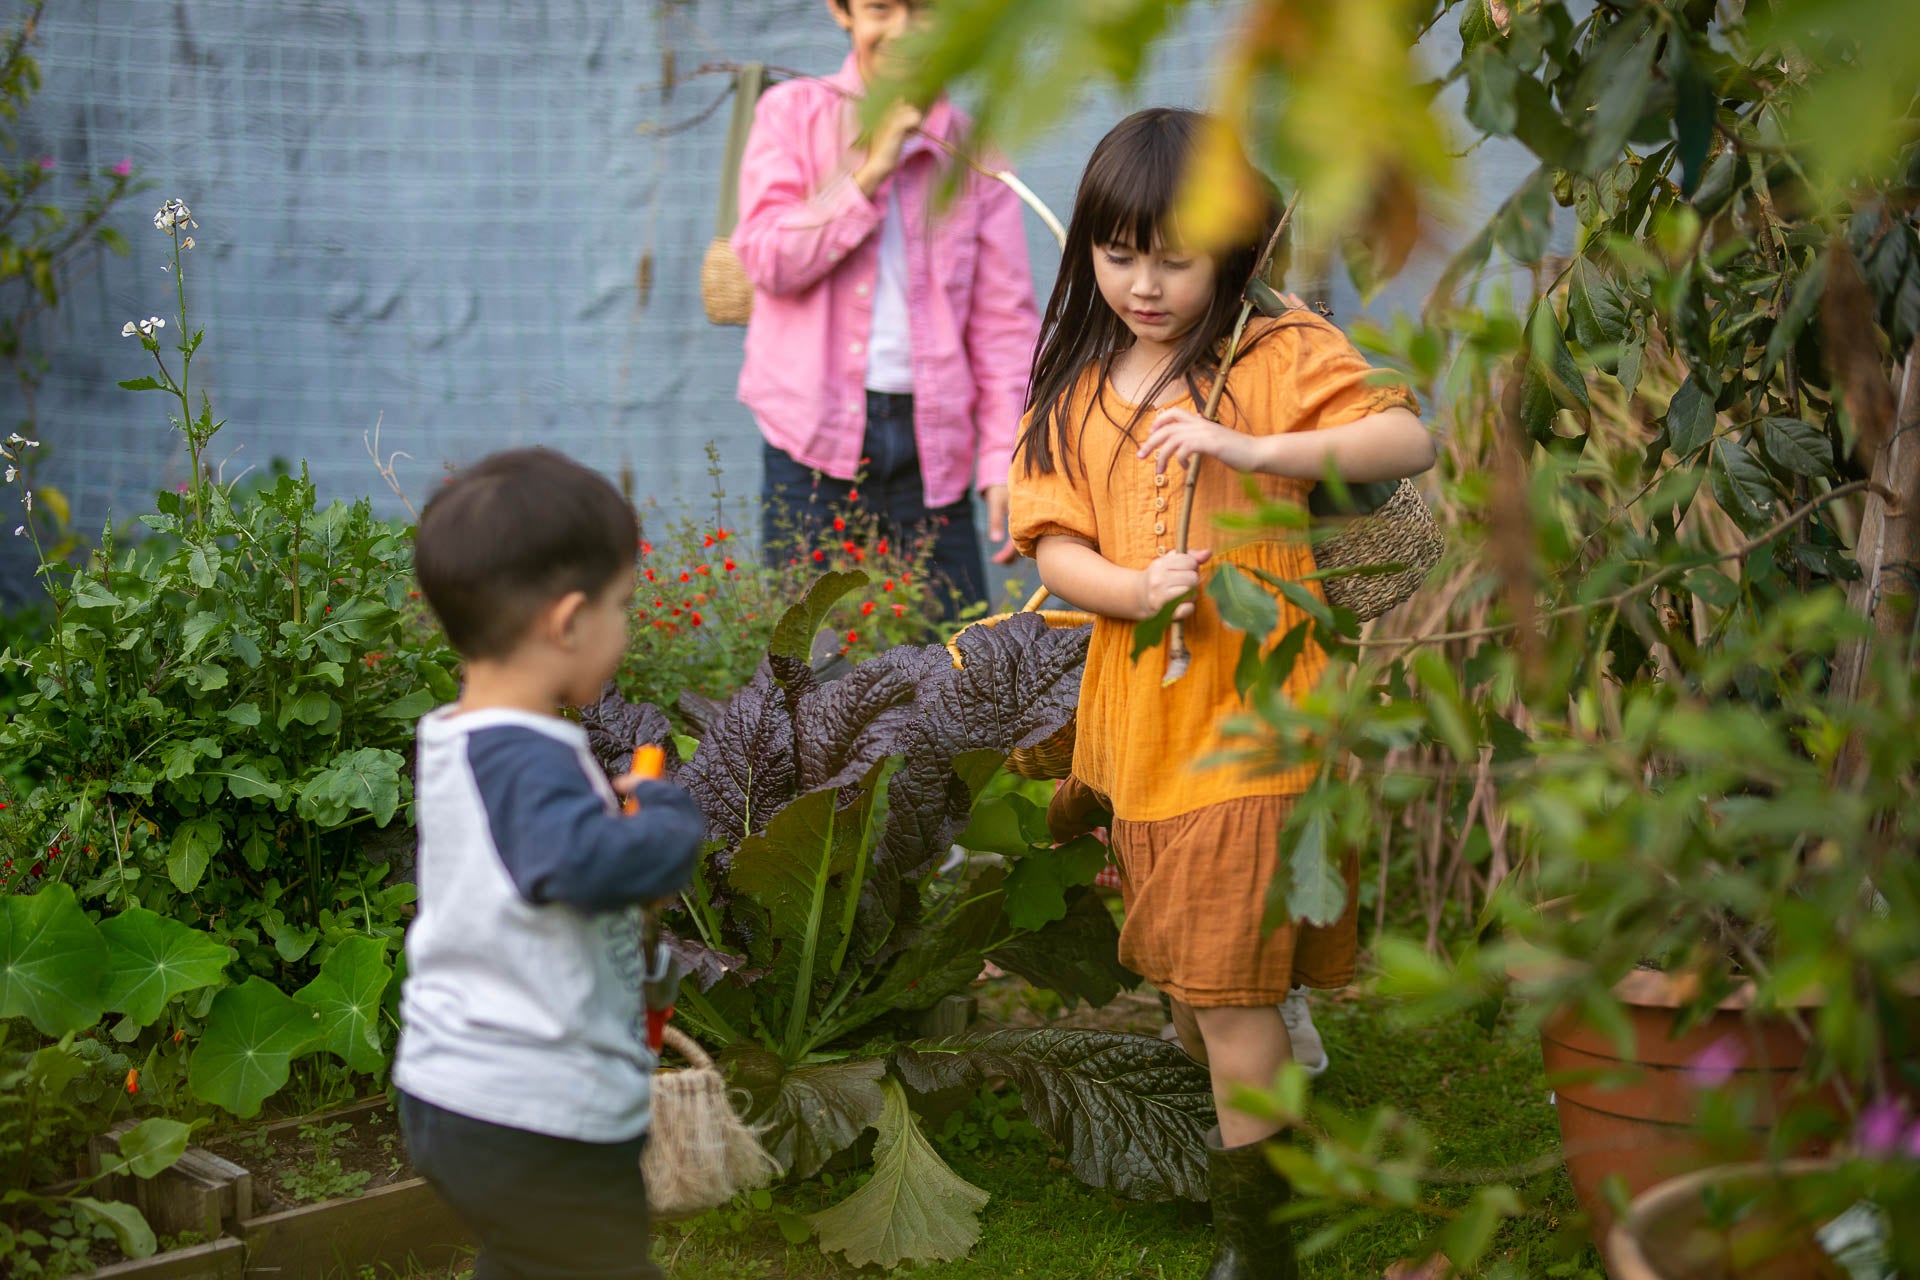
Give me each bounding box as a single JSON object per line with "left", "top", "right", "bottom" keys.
{"left": 1540, "top": 970, "right": 1827, "bottom": 1249}
{"left": 1603, "top": 1159, "right": 1847, "bottom": 1280}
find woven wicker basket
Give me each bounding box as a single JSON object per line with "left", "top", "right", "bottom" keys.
{"left": 947, "top": 585, "right": 1093, "bottom": 780}
{"left": 701, "top": 237, "right": 754, "bottom": 326}
{"left": 642, "top": 1024, "right": 778, "bottom": 1219}
{"left": 1311, "top": 477, "right": 1443, "bottom": 622}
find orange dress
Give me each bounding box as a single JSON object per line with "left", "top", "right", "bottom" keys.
{"left": 1010, "top": 314, "right": 1418, "bottom": 1006}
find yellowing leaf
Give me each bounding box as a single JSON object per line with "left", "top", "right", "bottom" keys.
{"left": 1173, "top": 115, "right": 1268, "bottom": 253}
{"left": 807, "top": 1077, "right": 989, "bottom": 1267}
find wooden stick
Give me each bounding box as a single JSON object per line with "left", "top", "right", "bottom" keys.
{"left": 1163, "top": 194, "right": 1300, "bottom": 685}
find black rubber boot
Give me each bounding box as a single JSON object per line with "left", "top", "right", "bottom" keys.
{"left": 1203, "top": 1126, "right": 1297, "bottom": 1280}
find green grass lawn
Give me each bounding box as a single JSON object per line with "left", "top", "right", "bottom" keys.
{"left": 651, "top": 987, "right": 1606, "bottom": 1279}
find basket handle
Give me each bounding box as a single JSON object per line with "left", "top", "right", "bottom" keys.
{"left": 1019, "top": 585, "right": 1049, "bottom": 613}
{"left": 660, "top": 1024, "right": 716, "bottom": 1072}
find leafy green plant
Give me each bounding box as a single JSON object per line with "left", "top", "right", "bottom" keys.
{"left": 275, "top": 1120, "right": 372, "bottom": 1204}
{"left": 0, "top": 197, "right": 451, "bottom": 1048}
{"left": 585, "top": 572, "right": 1215, "bottom": 1266}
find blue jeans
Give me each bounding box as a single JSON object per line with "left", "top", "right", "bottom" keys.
{"left": 399, "top": 1092, "right": 660, "bottom": 1280}
{"left": 761, "top": 391, "right": 988, "bottom": 620}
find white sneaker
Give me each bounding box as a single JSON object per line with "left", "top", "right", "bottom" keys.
{"left": 1280, "top": 987, "right": 1328, "bottom": 1076}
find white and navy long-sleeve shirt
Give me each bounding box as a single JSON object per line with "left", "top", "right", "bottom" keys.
{"left": 392, "top": 707, "right": 703, "bottom": 1142}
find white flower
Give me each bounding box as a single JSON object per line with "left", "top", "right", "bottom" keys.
{"left": 12, "top": 526, "right": 22, "bottom": 537}
{"left": 180, "top": 237, "right": 194, "bottom": 251}
{"left": 135, "top": 316, "right": 166, "bottom": 338}
{"left": 122, "top": 321, "right": 138, "bottom": 337}
{"left": 4, "top": 467, "right": 14, "bottom": 482}
{"left": 21, "top": 491, "right": 29, "bottom": 513}
{"left": 153, "top": 198, "right": 194, "bottom": 232}
{"left": 3, "top": 433, "right": 36, "bottom": 448}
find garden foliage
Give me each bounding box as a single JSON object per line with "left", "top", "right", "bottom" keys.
{"left": 584, "top": 572, "right": 1216, "bottom": 1264}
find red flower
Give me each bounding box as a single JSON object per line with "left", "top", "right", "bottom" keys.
{"left": 408, "top": 590, "right": 420, "bottom": 599}
{"left": 653, "top": 599, "right": 665, "bottom": 609}
{"left": 697, "top": 564, "right": 711, "bottom": 576}
{"left": 640, "top": 540, "right": 653, "bottom": 556}
{"left": 861, "top": 601, "right": 875, "bottom": 616}
{"left": 832, "top": 517, "right": 846, "bottom": 533}
{"left": 124, "top": 1068, "right": 139, "bottom": 1096}
{"left": 842, "top": 541, "right": 857, "bottom": 555}
{"left": 877, "top": 538, "right": 890, "bottom": 555}
{"left": 703, "top": 534, "right": 715, "bottom": 548}
{"left": 884, "top": 580, "right": 895, "bottom": 592}
{"left": 715, "top": 527, "right": 731, "bottom": 541}
{"left": 812, "top": 549, "right": 826, "bottom": 563}
{"left": 846, "top": 630, "right": 859, "bottom": 643}
{"left": 723, "top": 558, "right": 737, "bottom": 573}
{"left": 693, "top": 593, "right": 708, "bottom": 604}
{"left": 172, "top": 1030, "right": 183, "bottom": 1044}
{"left": 892, "top": 603, "right": 907, "bottom": 618}
{"left": 679, "top": 572, "right": 692, "bottom": 583}
{"left": 848, "top": 489, "right": 861, "bottom": 503}
{"left": 644, "top": 567, "right": 656, "bottom": 582}
{"left": 790, "top": 557, "right": 801, "bottom": 566}
{"left": 690, "top": 612, "right": 704, "bottom": 627}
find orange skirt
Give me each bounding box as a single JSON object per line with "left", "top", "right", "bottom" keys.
{"left": 1108, "top": 795, "right": 1361, "bottom": 1008}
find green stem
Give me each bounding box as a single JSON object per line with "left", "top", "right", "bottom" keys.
{"left": 780, "top": 806, "right": 837, "bottom": 1061}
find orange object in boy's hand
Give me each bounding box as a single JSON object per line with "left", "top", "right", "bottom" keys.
{"left": 618, "top": 744, "right": 667, "bottom": 815}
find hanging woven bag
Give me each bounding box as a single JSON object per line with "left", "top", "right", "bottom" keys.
{"left": 1308, "top": 478, "right": 1444, "bottom": 622}
{"left": 700, "top": 63, "right": 767, "bottom": 326}
{"left": 640, "top": 1024, "right": 780, "bottom": 1218}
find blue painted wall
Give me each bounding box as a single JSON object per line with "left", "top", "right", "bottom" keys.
{"left": 3, "top": 0, "right": 1538, "bottom": 603}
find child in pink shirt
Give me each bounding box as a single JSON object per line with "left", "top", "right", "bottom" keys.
{"left": 732, "top": 0, "right": 1041, "bottom": 616}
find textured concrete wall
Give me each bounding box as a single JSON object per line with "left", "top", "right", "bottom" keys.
{"left": 3, "top": 1, "right": 1538, "bottom": 603}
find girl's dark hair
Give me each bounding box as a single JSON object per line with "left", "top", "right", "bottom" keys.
{"left": 1020, "top": 107, "right": 1284, "bottom": 477}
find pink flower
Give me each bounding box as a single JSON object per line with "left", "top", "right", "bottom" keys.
{"left": 35, "top": 156, "right": 54, "bottom": 171}
{"left": 1685, "top": 1034, "right": 1745, "bottom": 1089}
{"left": 111, "top": 158, "right": 133, "bottom": 177}
{"left": 1857, "top": 1097, "right": 1908, "bottom": 1155}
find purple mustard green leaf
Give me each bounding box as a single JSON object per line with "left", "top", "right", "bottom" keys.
{"left": 891, "top": 1027, "right": 1213, "bottom": 1202}
{"left": 579, "top": 683, "right": 675, "bottom": 778}
{"left": 662, "top": 929, "right": 753, "bottom": 994}
{"left": 792, "top": 657, "right": 922, "bottom": 793}
{"left": 679, "top": 662, "right": 799, "bottom": 852}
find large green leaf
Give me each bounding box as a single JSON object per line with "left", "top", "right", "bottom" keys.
{"left": 188, "top": 977, "right": 321, "bottom": 1117}
{"left": 730, "top": 1051, "right": 887, "bottom": 1181}
{"left": 987, "top": 886, "right": 1136, "bottom": 1010}
{"left": 0, "top": 885, "right": 110, "bottom": 1035}
{"left": 1666, "top": 375, "right": 1717, "bottom": 459}
{"left": 807, "top": 1076, "right": 989, "bottom": 1267}
{"left": 1002, "top": 836, "right": 1109, "bottom": 932}
{"left": 166, "top": 816, "right": 222, "bottom": 893}
{"left": 98, "top": 908, "right": 234, "bottom": 1027}
{"left": 768, "top": 570, "right": 867, "bottom": 666}
{"left": 297, "top": 747, "right": 404, "bottom": 827}
{"left": 1207, "top": 564, "right": 1279, "bottom": 640}
{"left": 728, "top": 766, "right": 889, "bottom": 1056}
{"left": 71, "top": 1196, "right": 158, "bottom": 1259}
{"left": 1280, "top": 802, "right": 1347, "bottom": 928}
{"left": 1759, "top": 417, "right": 1835, "bottom": 479}
{"left": 100, "top": 1117, "right": 192, "bottom": 1180}
{"left": 1568, "top": 258, "right": 1630, "bottom": 372}
{"left": 893, "top": 1027, "right": 1214, "bottom": 1201}
{"left": 292, "top": 935, "right": 393, "bottom": 1075}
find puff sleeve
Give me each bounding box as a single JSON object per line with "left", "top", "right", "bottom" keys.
{"left": 1009, "top": 412, "right": 1099, "bottom": 559}
{"left": 1269, "top": 315, "right": 1420, "bottom": 434}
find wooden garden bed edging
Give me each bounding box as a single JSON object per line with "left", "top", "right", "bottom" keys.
{"left": 87, "top": 1236, "right": 246, "bottom": 1280}
{"left": 83, "top": 1097, "right": 473, "bottom": 1280}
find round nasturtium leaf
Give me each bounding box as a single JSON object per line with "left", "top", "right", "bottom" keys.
{"left": 293, "top": 935, "right": 393, "bottom": 1075}
{"left": 98, "top": 907, "right": 235, "bottom": 1028}
{"left": 0, "top": 883, "right": 110, "bottom": 1036}
{"left": 188, "top": 977, "right": 322, "bottom": 1117}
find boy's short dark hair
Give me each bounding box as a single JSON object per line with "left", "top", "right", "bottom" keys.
{"left": 415, "top": 448, "right": 637, "bottom": 660}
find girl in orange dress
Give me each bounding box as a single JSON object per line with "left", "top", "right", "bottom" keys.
{"left": 1009, "top": 109, "right": 1436, "bottom": 1279}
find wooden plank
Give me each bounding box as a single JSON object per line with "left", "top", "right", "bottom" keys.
{"left": 90, "top": 1123, "right": 240, "bottom": 1239}
{"left": 89, "top": 1236, "right": 245, "bottom": 1280}
{"left": 914, "top": 993, "right": 977, "bottom": 1038}
{"left": 241, "top": 1176, "right": 473, "bottom": 1280}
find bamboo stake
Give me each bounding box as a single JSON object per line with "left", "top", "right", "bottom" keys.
{"left": 1163, "top": 194, "right": 1300, "bottom": 685}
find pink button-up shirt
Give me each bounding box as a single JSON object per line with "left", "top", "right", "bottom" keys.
{"left": 732, "top": 55, "right": 1041, "bottom": 509}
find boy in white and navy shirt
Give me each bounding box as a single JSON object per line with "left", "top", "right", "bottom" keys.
{"left": 394, "top": 448, "right": 703, "bottom": 1280}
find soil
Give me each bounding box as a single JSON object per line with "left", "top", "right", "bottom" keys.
{"left": 203, "top": 1099, "right": 416, "bottom": 1215}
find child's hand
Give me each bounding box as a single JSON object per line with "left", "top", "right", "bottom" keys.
{"left": 1139, "top": 408, "right": 1265, "bottom": 474}
{"left": 1138, "top": 548, "right": 1212, "bottom": 621}
{"left": 855, "top": 100, "right": 924, "bottom": 196}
